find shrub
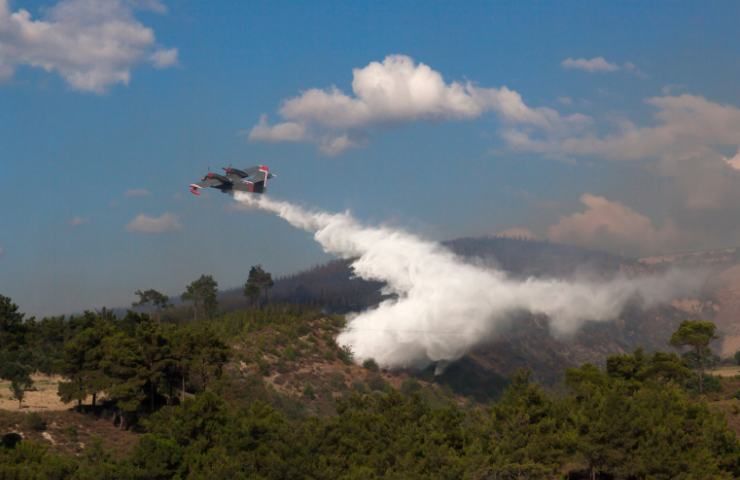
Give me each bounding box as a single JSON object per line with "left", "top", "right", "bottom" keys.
{"left": 1, "top": 432, "right": 22, "bottom": 449}
{"left": 303, "top": 385, "right": 316, "bottom": 400}
{"left": 366, "top": 373, "right": 388, "bottom": 392}
{"left": 24, "top": 413, "right": 47, "bottom": 432}
{"left": 337, "top": 345, "right": 354, "bottom": 365}
{"left": 400, "top": 378, "right": 422, "bottom": 396}
{"left": 257, "top": 359, "right": 271, "bottom": 376}
{"left": 362, "top": 358, "right": 379, "bottom": 372}
{"left": 329, "top": 372, "right": 347, "bottom": 391}
{"left": 283, "top": 347, "right": 298, "bottom": 362}
{"left": 63, "top": 426, "right": 78, "bottom": 441}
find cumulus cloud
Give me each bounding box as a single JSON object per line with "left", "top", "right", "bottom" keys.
{"left": 561, "top": 56, "right": 620, "bottom": 73}
{"left": 125, "top": 188, "right": 151, "bottom": 197}
{"left": 0, "top": 0, "right": 177, "bottom": 93}
{"left": 68, "top": 216, "right": 88, "bottom": 226}
{"left": 497, "top": 91, "right": 740, "bottom": 254}
{"left": 248, "top": 114, "right": 306, "bottom": 142}
{"left": 126, "top": 212, "right": 181, "bottom": 233}
{"left": 547, "top": 195, "right": 681, "bottom": 255}
{"left": 544, "top": 95, "right": 740, "bottom": 161}
{"left": 505, "top": 94, "right": 740, "bottom": 211}
{"left": 249, "top": 54, "right": 590, "bottom": 154}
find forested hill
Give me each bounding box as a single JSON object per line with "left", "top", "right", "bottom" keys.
{"left": 219, "top": 237, "right": 673, "bottom": 386}
{"left": 2, "top": 297, "right": 740, "bottom": 479}
{"left": 219, "top": 236, "right": 631, "bottom": 313}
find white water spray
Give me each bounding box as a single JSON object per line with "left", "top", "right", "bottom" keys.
{"left": 234, "top": 192, "right": 702, "bottom": 369}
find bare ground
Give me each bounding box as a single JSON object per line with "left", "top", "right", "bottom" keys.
{"left": 0, "top": 409, "right": 139, "bottom": 458}
{"left": 0, "top": 375, "right": 138, "bottom": 457}
{"left": 0, "top": 374, "right": 79, "bottom": 411}
{"left": 708, "top": 365, "right": 740, "bottom": 378}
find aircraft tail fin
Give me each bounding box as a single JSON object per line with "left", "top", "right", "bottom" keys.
{"left": 189, "top": 184, "right": 203, "bottom": 196}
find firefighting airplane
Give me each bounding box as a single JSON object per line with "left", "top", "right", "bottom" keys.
{"left": 189, "top": 165, "right": 275, "bottom": 196}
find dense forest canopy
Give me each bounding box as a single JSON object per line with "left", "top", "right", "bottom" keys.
{"left": 1, "top": 292, "right": 740, "bottom": 479}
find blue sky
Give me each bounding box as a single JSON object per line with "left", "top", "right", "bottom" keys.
{"left": 2, "top": 0, "right": 740, "bottom": 316}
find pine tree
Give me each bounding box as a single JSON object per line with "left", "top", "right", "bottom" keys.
{"left": 670, "top": 320, "right": 717, "bottom": 394}
{"left": 244, "top": 265, "right": 274, "bottom": 307}
{"left": 182, "top": 275, "right": 219, "bottom": 320}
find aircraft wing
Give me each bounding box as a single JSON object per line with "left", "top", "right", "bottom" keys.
{"left": 189, "top": 177, "right": 229, "bottom": 196}
{"left": 223, "top": 166, "right": 264, "bottom": 182}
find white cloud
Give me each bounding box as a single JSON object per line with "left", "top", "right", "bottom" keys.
{"left": 561, "top": 56, "right": 620, "bottom": 73}
{"left": 547, "top": 194, "right": 681, "bottom": 255}
{"left": 561, "top": 57, "right": 644, "bottom": 76}
{"left": 126, "top": 212, "right": 181, "bottom": 233}
{"left": 248, "top": 114, "right": 306, "bottom": 142}
{"left": 561, "top": 95, "right": 740, "bottom": 160}
{"left": 249, "top": 54, "right": 590, "bottom": 154}
{"left": 504, "top": 94, "right": 740, "bottom": 208}
{"left": 149, "top": 47, "right": 178, "bottom": 69}
{"left": 499, "top": 91, "right": 740, "bottom": 254}
{"left": 125, "top": 188, "right": 151, "bottom": 197}
{"left": 319, "top": 134, "right": 360, "bottom": 156}
{"left": 0, "top": 0, "right": 176, "bottom": 93}
{"left": 68, "top": 216, "right": 88, "bottom": 226}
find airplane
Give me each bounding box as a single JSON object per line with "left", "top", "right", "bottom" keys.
{"left": 189, "top": 165, "right": 275, "bottom": 196}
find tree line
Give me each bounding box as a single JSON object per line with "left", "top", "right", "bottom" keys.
{"left": 2, "top": 285, "right": 740, "bottom": 478}
{"left": 0, "top": 295, "right": 229, "bottom": 427}
{"left": 0, "top": 265, "right": 273, "bottom": 412}
{"left": 2, "top": 349, "right": 739, "bottom": 479}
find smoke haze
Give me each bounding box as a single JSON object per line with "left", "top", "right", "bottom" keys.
{"left": 234, "top": 192, "right": 703, "bottom": 369}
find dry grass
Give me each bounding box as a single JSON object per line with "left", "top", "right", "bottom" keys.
{"left": 0, "top": 374, "right": 79, "bottom": 411}
{"left": 0, "top": 375, "right": 138, "bottom": 457}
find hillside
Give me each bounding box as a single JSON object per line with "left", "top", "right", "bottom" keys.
{"left": 219, "top": 236, "right": 631, "bottom": 313}
{"left": 219, "top": 237, "right": 719, "bottom": 386}
{"left": 2, "top": 303, "right": 740, "bottom": 479}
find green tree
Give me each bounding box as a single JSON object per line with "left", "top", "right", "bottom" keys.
{"left": 243, "top": 265, "right": 274, "bottom": 307}
{"left": 483, "top": 370, "right": 572, "bottom": 477}
{"left": 606, "top": 349, "right": 691, "bottom": 385}
{"left": 0, "top": 294, "right": 27, "bottom": 352}
{"left": 670, "top": 320, "right": 717, "bottom": 394}
{"left": 58, "top": 317, "right": 113, "bottom": 408}
{"left": 243, "top": 282, "right": 261, "bottom": 307}
{"left": 182, "top": 275, "right": 219, "bottom": 320}
{"left": 101, "top": 332, "right": 148, "bottom": 429}
{"left": 134, "top": 319, "right": 174, "bottom": 412}
{"left": 167, "top": 325, "right": 197, "bottom": 403}
{"left": 188, "top": 325, "right": 229, "bottom": 390}
{"left": 133, "top": 289, "right": 172, "bottom": 322}
{"left": 23, "top": 316, "right": 67, "bottom": 374}
{"left": 6, "top": 363, "right": 32, "bottom": 408}
{"left": 0, "top": 295, "right": 34, "bottom": 405}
